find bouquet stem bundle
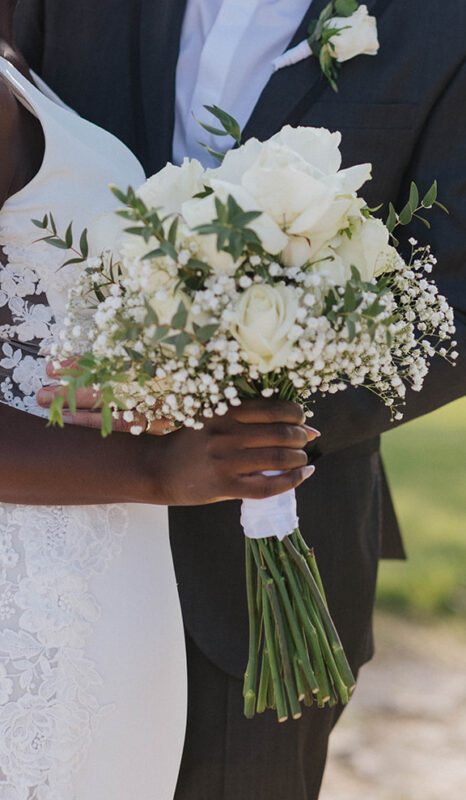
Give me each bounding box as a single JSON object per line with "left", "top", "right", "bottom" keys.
{"left": 243, "top": 530, "right": 355, "bottom": 721}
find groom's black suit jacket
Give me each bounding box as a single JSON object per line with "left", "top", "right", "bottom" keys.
{"left": 15, "top": 0, "right": 466, "bottom": 678}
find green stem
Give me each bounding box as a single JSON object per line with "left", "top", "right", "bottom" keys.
{"left": 255, "top": 543, "right": 301, "bottom": 720}
{"left": 243, "top": 539, "right": 260, "bottom": 717}
{"left": 267, "top": 646, "right": 276, "bottom": 709}
{"left": 292, "top": 652, "right": 306, "bottom": 702}
{"left": 292, "top": 529, "right": 328, "bottom": 608}
{"left": 300, "top": 584, "right": 349, "bottom": 704}
{"left": 257, "top": 647, "right": 270, "bottom": 714}
{"left": 283, "top": 536, "right": 356, "bottom": 692}
{"left": 259, "top": 539, "right": 319, "bottom": 697}
{"left": 262, "top": 584, "right": 288, "bottom": 722}
{"left": 276, "top": 541, "right": 331, "bottom": 703}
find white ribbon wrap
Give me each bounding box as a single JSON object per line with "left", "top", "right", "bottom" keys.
{"left": 241, "top": 472, "right": 299, "bottom": 541}
{"left": 272, "top": 40, "right": 313, "bottom": 73}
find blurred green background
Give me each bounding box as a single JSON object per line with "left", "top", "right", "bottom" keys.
{"left": 377, "top": 397, "right": 466, "bottom": 618}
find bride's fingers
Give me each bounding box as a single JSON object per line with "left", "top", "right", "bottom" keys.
{"left": 46, "top": 358, "right": 80, "bottom": 380}
{"left": 61, "top": 410, "right": 175, "bottom": 436}
{"left": 145, "top": 417, "right": 177, "bottom": 435}
{"left": 37, "top": 384, "right": 102, "bottom": 409}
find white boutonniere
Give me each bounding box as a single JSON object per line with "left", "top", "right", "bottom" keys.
{"left": 272, "top": 1, "right": 380, "bottom": 92}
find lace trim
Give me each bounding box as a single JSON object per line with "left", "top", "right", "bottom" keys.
{"left": 0, "top": 227, "right": 76, "bottom": 417}
{"left": 0, "top": 503, "right": 128, "bottom": 799}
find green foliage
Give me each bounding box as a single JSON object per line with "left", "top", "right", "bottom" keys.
{"left": 171, "top": 300, "right": 188, "bottom": 330}
{"left": 192, "top": 322, "right": 219, "bottom": 344}
{"left": 196, "top": 105, "right": 243, "bottom": 163}
{"left": 385, "top": 181, "right": 449, "bottom": 246}
{"left": 195, "top": 195, "right": 262, "bottom": 261}
{"left": 324, "top": 264, "right": 394, "bottom": 341}
{"left": 31, "top": 211, "right": 89, "bottom": 267}
{"left": 200, "top": 105, "right": 242, "bottom": 146}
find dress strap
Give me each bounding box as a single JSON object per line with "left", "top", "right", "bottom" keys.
{"left": 0, "top": 56, "right": 62, "bottom": 120}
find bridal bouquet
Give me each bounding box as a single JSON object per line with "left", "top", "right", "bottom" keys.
{"left": 36, "top": 117, "right": 457, "bottom": 722}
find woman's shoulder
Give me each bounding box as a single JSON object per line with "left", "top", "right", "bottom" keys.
{"left": 0, "top": 77, "right": 20, "bottom": 207}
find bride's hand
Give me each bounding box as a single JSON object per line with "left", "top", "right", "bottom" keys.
{"left": 36, "top": 361, "right": 174, "bottom": 436}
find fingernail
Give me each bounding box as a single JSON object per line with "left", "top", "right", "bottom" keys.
{"left": 303, "top": 465, "right": 316, "bottom": 480}
{"left": 304, "top": 425, "right": 321, "bottom": 439}
{"left": 37, "top": 389, "right": 54, "bottom": 405}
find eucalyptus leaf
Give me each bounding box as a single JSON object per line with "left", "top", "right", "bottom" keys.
{"left": 413, "top": 214, "right": 431, "bottom": 230}
{"left": 144, "top": 303, "right": 159, "bottom": 326}
{"left": 195, "top": 115, "right": 229, "bottom": 138}
{"left": 198, "top": 142, "right": 226, "bottom": 163}
{"left": 171, "top": 300, "right": 188, "bottom": 330}
{"left": 193, "top": 185, "right": 214, "bottom": 199}
{"left": 346, "top": 317, "right": 356, "bottom": 341}
{"left": 203, "top": 104, "right": 242, "bottom": 145}
{"left": 150, "top": 325, "right": 170, "bottom": 344}
{"left": 194, "top": 323, "right": 219, "bottom": 344}
{"left": 62, "top": 257, "right": 85, "bottom": 267}
{"left": 110, "top": 185, "right": 129, "bottom": 205}
{"left": 434, "top": 200, "right": 449, "bottom": 215}
{"left": 46, "top": 238, "right": 71, "bottom": 250}
{"left": 422, "top": 180, "right": 438, "bottom": 208}
{"left": 64, "top": 222, "right": 73, "bottom": 249}
{"left": 386, "top": 203, "right": 397, "bottom": 233}
{"left": 398, "top": 202, "right": 413, "bottom": 226}
{"left": 80, "top": 228, "right": 89, "bottom": 258}
{"left": 32, "top": 216, "right": 48, "bottom": 230}
{"left": 408, "top": 182, "right": 419, "bottom": 211}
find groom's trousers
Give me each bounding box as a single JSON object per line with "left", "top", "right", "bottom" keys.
{"left": 174, "top": 631, "right": 349, "bottom": 800}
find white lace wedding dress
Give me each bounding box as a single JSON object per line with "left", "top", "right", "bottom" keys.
{"left": 0, "top": 57, "right": 187, "bottom": 800}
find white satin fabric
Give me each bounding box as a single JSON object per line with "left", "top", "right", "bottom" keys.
{"left": 0, "top": 57, "right": 186, "bottom": 800}
{"left": 241, "top": 472, "right": 299, "bottom": 541}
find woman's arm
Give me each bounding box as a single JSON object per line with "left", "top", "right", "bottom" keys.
{"left": 0, "top": 399, "right": 317, "bottom": 506}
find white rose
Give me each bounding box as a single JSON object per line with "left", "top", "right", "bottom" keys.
{"left": 205, "top": 127, "right": 371, "bottom": 251}
{"left": 180, "top": 196, "right": 242, "bottom": 274}
{"left": 138, "top": 157, "right": 205, "bottom": 215}
{"left": 333, "top": 217, "right": 391, "bottom": 282}
{"left": 268, "top": 125, "right": 342, "bottom": 175}
{"left": 145, "top": 269, "right": 191, "bottom": 325}
{"left": 182, "top": 174, "right": 289, "bottom": 264}
{"left": 241, "top": 141, "right": 333, "bottom": 234}
{"left": 231, "top": 284, "right": 299, "bottom": 372}
{"left": 87, "top": 210, "right": 127, "bottom": 259}
{"left": 326, "top": 5, "right": 380, "bottom": 63}
{"left": 282, "top": 196, "right": 366, "bottom": 267}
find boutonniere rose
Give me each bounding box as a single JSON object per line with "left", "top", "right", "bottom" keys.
{"left": 272, "top": 1, "right": 379, "bottom": 91}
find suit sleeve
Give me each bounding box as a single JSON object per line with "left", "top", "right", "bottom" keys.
{"left": 13, "top": 0, "right": 45, "bottom": 72}
{"left": 308, "top": 59, "right": 466, "bottom": 459}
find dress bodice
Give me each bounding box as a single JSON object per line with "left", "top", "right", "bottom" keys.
{"left": 0, "top": 56, "right": 146, "bottom": 415}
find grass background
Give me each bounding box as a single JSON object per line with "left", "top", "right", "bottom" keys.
{"left": 377, "top": 396, "right": 466, "bottom": 618}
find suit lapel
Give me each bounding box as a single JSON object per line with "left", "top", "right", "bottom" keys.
{"left": 242, "top": 0, "right": 388, "bottom": 143}
{"left": 139, "top": 0, "right": 188, "bottom": 175}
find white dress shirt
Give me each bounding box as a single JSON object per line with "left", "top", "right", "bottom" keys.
{"left": 173, "top": 0, "right": 313, "bottom": 167}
